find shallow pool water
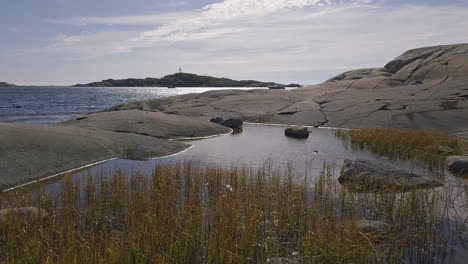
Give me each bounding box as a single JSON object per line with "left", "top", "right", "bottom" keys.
{"left": 29, "top": 123, "right": 422, "bottom": 194}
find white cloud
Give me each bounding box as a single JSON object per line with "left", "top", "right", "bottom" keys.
{"left": 14, "top": 0, "right": 468, "bottom": 85}
{"left": 131, "top": 0, "right": 334, "bottom": 44}
{"left": 46, "top": 11, "right": 195, "bottom": 26}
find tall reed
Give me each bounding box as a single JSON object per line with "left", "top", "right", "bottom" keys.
{"left": 336, "top": 128, "right": 465, "bottom": 171}
{"left": 0, "top": 162, "right": 466, "bottom": 263}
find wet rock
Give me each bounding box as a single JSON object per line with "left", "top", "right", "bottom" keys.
{"left": 0, "top": 207, "right": 48, "bottom": 223}
{"left": 447, "top": 156, "right": 468, "bottom": 178}
{"left": 210, "top": 117, "right": 224, "bottom": 124}
{"left": 356, "top": 220, "right": 390, "bottom": 235}
{"left": 221, "top": 118, "right": 243, "bottom": 128}
{"left": 339, "top": 159, "right": 443, "bottom": 192}
{"left": 285, "top": 126, "right": 310, "bottom": 139}
{"left": 266, "top": 258, "right": 298, "bottom": 264}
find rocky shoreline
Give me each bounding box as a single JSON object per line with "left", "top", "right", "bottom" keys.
{"left": 0, "top": 82, "right": 15, "bottom": 87}
{"left": 1, "top": 43, "right": 467, "bottom": 191}
{"left": 107, "top": 44, "right": 468, "bottom": 139}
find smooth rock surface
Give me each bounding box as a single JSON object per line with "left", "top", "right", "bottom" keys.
{"left": 60, "top": 110, "right": 231, "bottom": 139}
{"left": 285, "top": 126, "right": 309, "bottom": 138}
{"left": 447, "top": 156, "right": 468, "bottom": 178}
{"left": 338, "top": 159, "right": 443, "bottom": 192}
{"left": 0, "top": 122, "right": 189, "bottom": 191}
{"left": 106, "top": 44, "right": 468, "bottom": 135}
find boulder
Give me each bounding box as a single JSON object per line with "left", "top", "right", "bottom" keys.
{"left": 339, "top": 159, "right": 443, "bottom": 192}
{"left": 285, "top": 126, "right": 310, "bottom": 139}
{"left": 210, "top": 117, "right": 224, "bottom": 124}
{"left": 356, "top": 220, "right": 390, "bottom": 235}
{"left": 221, "top": 118, "right": 243, "bottom": 128}
{"left": 0, "top": 207, "right": 48, "bottom": 223}
{"left": 447, "top": 156, "right": 468, "bottom": 178}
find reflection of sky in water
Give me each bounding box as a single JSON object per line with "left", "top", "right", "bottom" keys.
{"left": 30, "top": 124, "right": 419, "bottom": 195}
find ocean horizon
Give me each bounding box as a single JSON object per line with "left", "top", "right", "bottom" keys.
{"left": 0, "top": 86, "right": 263, "bottom": 124}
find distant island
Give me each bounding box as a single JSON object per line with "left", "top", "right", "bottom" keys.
{"left": 73, "top": 73, "right": 302, "bottom": 88}
{"left": 0, "top": 82, "right": 15, "bottom": 87}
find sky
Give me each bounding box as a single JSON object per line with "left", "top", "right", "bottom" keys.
{"left": 1, "top": 0, "right": 468, "bottom": 86}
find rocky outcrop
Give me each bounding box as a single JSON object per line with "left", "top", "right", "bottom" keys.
{"left": 0, "top": 82, "right": 15, "bottom": 87}
{"left": 59, "top": 110, "right": 231, "bottom": 139}
{"left": 285, "top": 126, "right": 309, "bottom": 138}
{"left": 73, "top": 73, "right": 302, "bottom": 88}
{"left": 105, "top": 44, "right": 468, "bottom": 136}
{"left": 338, "top": 159, "right": 443, "bottom": 192}
{"left": 446, "top": 156, "right": 468, "bottom": 178}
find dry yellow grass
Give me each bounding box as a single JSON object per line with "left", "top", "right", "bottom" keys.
{"left": 0, "top": 162, "right": 466, "bottom": 263}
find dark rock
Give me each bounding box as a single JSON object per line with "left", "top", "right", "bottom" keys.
{"left": 0, "top": 82, "right": 15, "bottom": 87}
{"left": 73, "top": 73, "right": 287, "bottom": 88}
{"left": 210, "top": 117, "right": 224, "bottom": 124}
{"left": 0, "top": 207, "right": 48, "bottom": 223}
{"left": 356, "top": 220, "right": 389, "bottom": 235}
{"left": 221, "top": 118, "right": 243, "bottom": 128}
{"left": 339, "top": 159, "right": 443, "bottom": 192}
{"left": 447, "top": 156, "right": 468, "bottom": 178}
{"left": 285, "top": 126, "right": 309, "bottom": 139}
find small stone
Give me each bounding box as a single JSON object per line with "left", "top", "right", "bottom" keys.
{"left": 285, "top": 126, "right": 310, "bottom": 139}
{"left": 436, "top": 145, "right": 454, "bottom": 155}
{"left": 210, "top": 117, "right": 224, "bottom": 124}
{"left": 447, "top": 156, "right": 468, "bottom": 178}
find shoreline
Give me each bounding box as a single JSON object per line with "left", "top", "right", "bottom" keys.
{"left": 1, "top": 145, "right": 196, "bottom": 193}
{"left": 0, "top": 122, "right": 235, "bottom": 193}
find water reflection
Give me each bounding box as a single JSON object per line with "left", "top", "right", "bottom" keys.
{"left": 28, "top": 124, "right": 418, "bottom": 195}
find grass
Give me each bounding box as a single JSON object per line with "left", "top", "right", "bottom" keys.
{"left": 336, "top": 128, "right": 466, "bottom": 172}
{"left": 0, "top": 162, "right": 466, "bottom": 263}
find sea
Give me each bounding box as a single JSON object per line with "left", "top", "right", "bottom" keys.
{"left": 0, "top": 86, "right": 261, "bottom": 124}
